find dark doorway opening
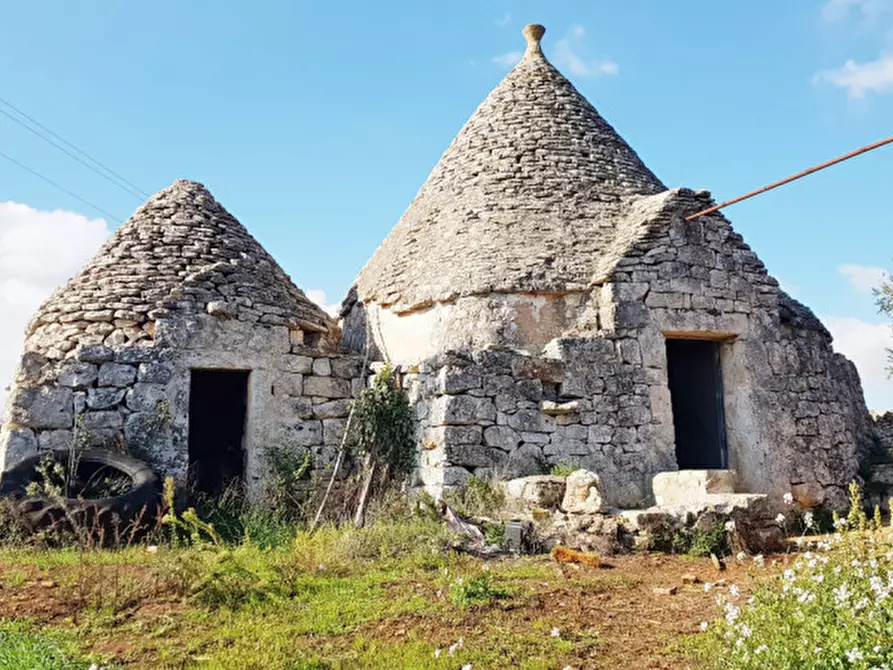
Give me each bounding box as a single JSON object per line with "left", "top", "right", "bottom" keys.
{"left": 188, "top": 369, "right": 250, "bottom": 499}
{"left": 665, "top": 339, "right": 728, "bottom": 469}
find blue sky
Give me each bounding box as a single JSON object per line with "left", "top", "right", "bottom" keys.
{"left": 1, "top": 0, "right": 892, "bottom": 408}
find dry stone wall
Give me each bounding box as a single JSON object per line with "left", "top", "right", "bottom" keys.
{"left": 1, "top": 307, "right": 365, "bottom": 496}
{"left": 401, "top": 189, "right": 874, "bottom": 510}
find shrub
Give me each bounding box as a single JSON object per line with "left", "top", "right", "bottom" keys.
{"left": 690, "top": 484, "right": 893, "bottom": 668}
{"left": 442, "top": 476, "right": 505, "bottom": 519}
{"left": 549, "top": 462, "right": 580, "bottom": 477}
{"left": 449, "top": 570, "right": 509, "bottom": 607}
{"left": 645, "top": 520, "right": 730, "bottom": 557}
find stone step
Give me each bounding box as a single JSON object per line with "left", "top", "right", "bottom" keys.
{"left": 652, "top": 469, "right": 738, "bottom": 506}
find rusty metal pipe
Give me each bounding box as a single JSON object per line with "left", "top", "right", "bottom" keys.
{"left": 685, "top": 134, "right": 893, "bottom": 222}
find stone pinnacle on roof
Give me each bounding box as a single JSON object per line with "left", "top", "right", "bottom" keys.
{"left": 522, "top": 24, "right": 546, "bottom": 58}
{"left": 352, "top": 24, "right": 667, "bottom": 312}
{"left": 26, "top": 179, "right": 333, "bottom": 358}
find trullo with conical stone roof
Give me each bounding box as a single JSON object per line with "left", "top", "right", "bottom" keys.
{"left": 342, "top": 25, "right": 876, "bottom": 509}
{"left": 0, "top": 180, "right": 368, "bottom": 498}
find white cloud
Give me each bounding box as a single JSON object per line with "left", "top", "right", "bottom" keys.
{"left": 551, "top": 26, "right": 619, "bottom": 78}
{"left": 305, "top": 289, "right": 341, "bottom": 318}
{"left": 492, "top": 51, "right": 523, "bottom": 68}
{"left": 0, "top": 202, "right": 109, "bottom": 407}
{"left": 825, "top": 315, "right": 893, "bottom": 410}
{"left": 839, "top": 263, "right": 888, "bottom": 292}
{"left": 495, "top": 12, "right": 511, "bottom": 27}
{"left": 814, "top": 53, "right": 893, "bottom": 97}
{"left": 821, "top": 0, "right": 888, "bottom": 23}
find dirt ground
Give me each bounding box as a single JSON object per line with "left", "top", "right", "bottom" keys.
{"left": 0, "top": 551, "right": 791, "bottom": 668}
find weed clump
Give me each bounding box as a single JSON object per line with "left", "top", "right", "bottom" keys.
{"left": 449, "top": 570, "right": 509, "bottom": 607}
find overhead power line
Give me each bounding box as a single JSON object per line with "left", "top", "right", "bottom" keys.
{"left": 0, "top": 149, "right": 123, "bottom": 223}
{"left": 0, "top": 96, "right": 150, "bottom": 200}
{"left": 685, "top": 134, "right": 893, "bottom": 221}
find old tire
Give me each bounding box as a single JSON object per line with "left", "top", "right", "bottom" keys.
{"left": 0, "top": 449, "right": 161, "bottom": 535}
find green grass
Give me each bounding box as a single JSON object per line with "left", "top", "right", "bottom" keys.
{"left": 0, "top": 621, "right": 87, "bottom": 670}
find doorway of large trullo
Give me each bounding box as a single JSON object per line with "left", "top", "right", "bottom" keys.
{"left": 187, "top": 369, "right": 250, "bottom": 499}
{"left": 665, "top": 339, "right": 728, "bottom": 469}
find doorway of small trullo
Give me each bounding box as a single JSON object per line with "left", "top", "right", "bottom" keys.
{"left": 187, "top": 369, "right": 250, "bottom": 499}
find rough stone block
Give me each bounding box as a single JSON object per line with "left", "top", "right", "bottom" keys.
{"left": 125, "top": 383, "right": 167, "bottom": 413}
{"left": 424, "top": 425, "right": 483, "bottom": 446}
{"left": 312, "top": 357, "right": 332, "bottom": 376}
{"left": 75, "top": 345, "right": 115, "bottom": 364}
{"left": 37, "top": 429, "right": 73, "bottom": 451}
{"left": 331, "top": 356, "right": 364, "bottom": 379}
{"left": 483, "top": 425, "right": 521, "bottom": 450}
{"left": 137, "top": 362, "right": 173, "bottom": 384}
{"left": 277, "top": 373, "right": 303, "bottom": 397}
{"left": 303, "top": 376, "right": 351, "bottom": 398}
{"left": 544, "top": 438, "right": 589, "bottom": 457}
{"left": 561, "top": 469, "right": 605, "bottom": 514}
{"left": 284, "top": 396, "right": 314, "bottom": 419}
{"left": 323, "top": 418, "right": 348, "bottom": 445}
{"left": 12, "top": 387, "right": 74, "bottom": 429}
{"left": 58, "top": 362, "right": 99, "bottom": 389}
{"left": 437, "top": 366, "right": 482, "bottom": 394}
{"left": 430, "top": 395, "right": 496, "bottom": 426}
{"left": 5, "top": 428, "right": 37, "bottom": 464}
{"left": 588, "top": 425, "right": 614, "bottom": 444}
{"left": 284, "top": 355, "right": 314, "bottom": 374}
{"left": 98, "top": 363, "right": 137, "bottom": 387}
{"left": 507, "top": 409, "right": 556, "bottom": 433}
{"left": 502, "top": 444, "right": 545, "bottom": 479}
{"left": 446, "top": 444, "right": 505, "bottom": 469}
{"left": 87, "top": 387, "right": 126, "bottom": 410}
{"left": 82, "top": 410, "right": 123, "bottom": 431}
{"left": 510, "top": 357, "right": 564, "bottom": 384}
{"left": 313, "top": 399, "right": 352, "bottom": 419}
{"left": 502, "top": 475, "right": 566, "bottom": 509}
{"left": 289, "top": 420, "right": 323, "bottom": 447}
{"left": 443, "top": 466, "right": 473, "bottom": 487}
{"left": 652, "top": 470, "right": 738, "bottom": 506}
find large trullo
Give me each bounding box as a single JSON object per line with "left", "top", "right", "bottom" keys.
{"left": 342, "top": 24, "right": 876, "bottom": 509}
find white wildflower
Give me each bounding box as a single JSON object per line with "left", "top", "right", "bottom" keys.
{"left": 551, "top": 627, "right": 560, "bottom": 638}
{"left": 725, "top": 520, "right": 736, "bottom": 532}
{"left": 449, "top": 638, "right": 464, "bottom": 656}
{"left": 846, "top": 648, "right": 864, "bottom": 663}
{"left": 700, "top": 621, "right": 709, "bottom": 631}
{"left": 835, "top": 518, "right": 849, "bottom": 531}
{"left": 736, "top": 551, "right": 746, "bottom": 561}
{"left": 704, "top": 582, "right": 713, "bottom": 592}
{"left": 730, "top": 584, "right": 741, "bottom": 598}
{"left": 833, "top": 584, "right": 851, "bottom": 606}
{"left": 783, "top": 492, "right": 794, "bottom": 504}
{"left": 462, "top": 665, "right": 472, "bottom": 670}
{"left": 775, "top": 513, "right": 786, "bottom": 525}
{"left": 756, "top": 644, "right": 768, "bottom": 654}
{"left": 434, "top": 649, "right": 442, "bottom": 658}
{"left": 803, "top": 511, "right": 814, "bottom": 528}
{"left": 814, "top": 647, "right": 822, "bottom": 655}
{"left": 753, "top": 554, "right": 765, "bottom": 568}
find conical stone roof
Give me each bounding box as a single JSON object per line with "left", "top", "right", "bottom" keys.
{"left": 354, "top": 24, "right": 666, "bottom": 313}
{"left": 27, "top": 179, "right": 332, "bottom": 357}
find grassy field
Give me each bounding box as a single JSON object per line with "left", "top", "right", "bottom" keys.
{"left": 0, "top": 519, "right": 781, "bottom": 669}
